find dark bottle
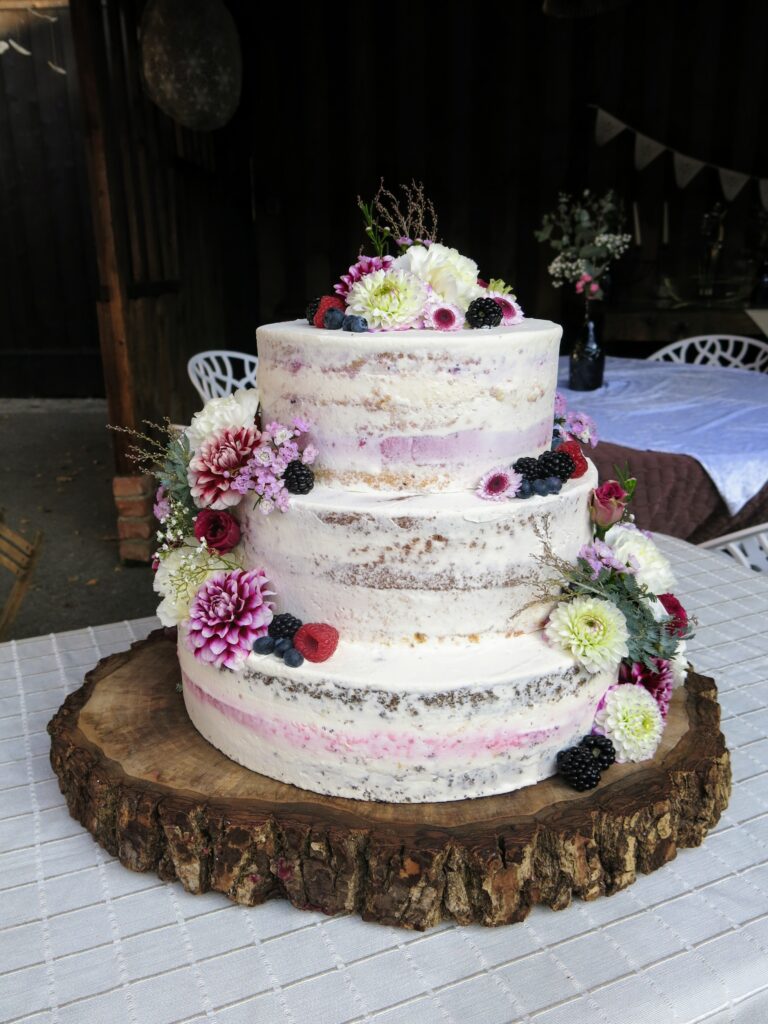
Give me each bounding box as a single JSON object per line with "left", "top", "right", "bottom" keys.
{"left": 569, "top": 303, "right": 605, "bottom": 391}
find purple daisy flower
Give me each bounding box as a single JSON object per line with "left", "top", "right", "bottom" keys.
{"left": 476, "top": 466, "right": 522, "bottom": 501}
{"left": 422, "top": 301, "right": 465, "bottom": 331}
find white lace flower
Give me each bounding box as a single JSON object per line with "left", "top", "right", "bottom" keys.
{"left": 604, "top": 524, "right": 675, "bottom": 595}
{"left": 186, "top": 387, "right": 260, "bottom": 451}
{"left": 345, "top": 268, "right": 429, "bottom": 330}
{"left": 594, "top": 685, "right": 664, "bottom": 763}
{"left": 545, "top": 595, "right": 629, "bottom": 673}
{"left": 153, "top": 542, "right": 234, "bottom": 626}
{"left": 393, "top": 243, "right": 483, "bottom": 311}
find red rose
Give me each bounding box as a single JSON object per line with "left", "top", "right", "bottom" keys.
{"left": 658, "top": 592, "right": 688, "bottom": 637}
{"left": 589, "top": 480, "right": 628, "bottom": 528}
{"left": 193, "top": 508, "right": 241, "bottom": 554}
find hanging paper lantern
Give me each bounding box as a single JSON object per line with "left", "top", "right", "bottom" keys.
{"left": 139, "top": 0, "right": 242, "bottom": 131}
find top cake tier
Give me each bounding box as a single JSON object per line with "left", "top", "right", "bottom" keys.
{"left": 257, "top": 319, "right": 562, "bottom": 492}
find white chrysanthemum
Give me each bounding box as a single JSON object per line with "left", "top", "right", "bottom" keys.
{"left": 670, "top": 641, "right": 689, "bottom": 688}
{"left": 545, "top": 595, "right": 629, "bottom": 673}
{"left": 393, "top": 243, "right": 484, "bottom": 311}
{"left": 345, "top": 268, "right": 429, "bottom": 330}
{"left": 186, "top": 387, "right": 260, "bottom": 451}
{"left": 153, "top": 543, "right": 230, "bottom": 626}
{"left": 594, "top": 685, "right": 664, "bottom": 763}
{"left": 605, "top": 523, "right": 675, "bottom": 595}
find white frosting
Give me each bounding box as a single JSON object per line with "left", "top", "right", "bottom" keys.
{"left": 241, "top": 463, "right": 597, "bottom": 643}
{"left": 256, "top": 318, "right": 562, "bottom": 492}
{"left": 179, "top": 630, "right": 615, "bottom": 802}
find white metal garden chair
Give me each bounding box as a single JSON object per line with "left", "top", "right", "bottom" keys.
{"left": 187, "top": 350, "right": 259, "bottom": 403}
{"left": 699, "top": 522, "right": 768, "bottom": 573}
{"left": 647, "top": 335, "right": 768, "bottom": 372}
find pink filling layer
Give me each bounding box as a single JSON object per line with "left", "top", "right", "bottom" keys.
{"left": 183, "top": 672, "right": 561, "bottom": 761}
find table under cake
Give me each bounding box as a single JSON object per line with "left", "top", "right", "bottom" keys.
{"left": 2, "top": 537, "right": 768, "bottom": 1024}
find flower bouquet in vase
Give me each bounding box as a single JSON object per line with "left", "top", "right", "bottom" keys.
{"left": 535, "top": 189, "right": 631, "bottom": 390}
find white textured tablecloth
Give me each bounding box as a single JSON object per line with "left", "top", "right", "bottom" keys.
{"left": 557, "top": 357, "right": 768, "bottom": 515}
{"left": 2, "top": 537, "right": 768, "bottom": 1024}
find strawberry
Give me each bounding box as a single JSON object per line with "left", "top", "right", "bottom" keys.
{"left": 312, "top": 295, "right": 345, "bottom": 329}
{"left": 293, "top": 623, "right": 339, "bottom": 663}
{"left": 555, "top": 439, "right": 588, "bottom": 478}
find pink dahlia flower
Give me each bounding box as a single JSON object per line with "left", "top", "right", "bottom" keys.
{"left": 334, "top": 254, "right": 395, "bottom": 298}
{"left": 618, "top": 658, "right": 674, "bottom": 719}
{"left": 488, "top": 292, "right": 524, "bottom": 326}
{"left": 422, "top": 300, "right": 465, "bottom": 331}
{"left": 187, "top": 568, "right": 274, "bottom": 670}
{"left": 188, "top": 426, "right": 261, "bottom": 510}
{"left": 476, "top": 466, "right": 522, "bottom": 501}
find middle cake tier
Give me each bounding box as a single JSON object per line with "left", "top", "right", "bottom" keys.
{"left": 241, "top": 463, "right": 596, "bottom": 643}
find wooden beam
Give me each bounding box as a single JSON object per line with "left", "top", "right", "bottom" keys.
{"left": 69, "top": 0, "right": 136, "bottom": 473}
{"left": 0, "top": 1, "right": 68, "bottom": 9}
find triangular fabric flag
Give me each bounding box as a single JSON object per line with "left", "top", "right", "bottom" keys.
{"left": 718, "top": 168, "right": 750, "bottom": 202}
{"left": 594, "top": 108, "right": 626, "bottom": 147}
{"left": 634, "top": 132, "right": 666, "bottom": 171}
{"left": 759, "top": 180, "right": 768, "bottom": 211}
{"left": 674, "top": 152, "right": 705, "bottom": 189}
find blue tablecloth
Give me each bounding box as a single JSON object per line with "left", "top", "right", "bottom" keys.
{"left": 558, "top": 357, "right": 768, "bottom": 515}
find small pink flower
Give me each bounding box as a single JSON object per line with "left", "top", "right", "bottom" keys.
{"left": 153, "top": 486, "right": 170, "bottom": 523}
{"left": 488, "top": 292, "right": 524, "bottom": 326}
{"left": 334, "top": 255, "right": 394, "bottom": 298}
{"left": 619, "top": 659, "right": 674, "bottom": 718}
{"left": 476, "top": 466, "right": 522, "bottom": 501}
{"left": 186, "top": 568, "right": 274, "bottom": 670}
{"left": 589, "top": 480, "right": 627, "bottom": 528}
{"left": 423, "top": 301, "right": 465, "bottom": 331}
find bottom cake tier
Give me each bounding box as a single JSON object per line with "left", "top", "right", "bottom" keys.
{"left": 178, "top": 631, "right": 615, "bottom": 803}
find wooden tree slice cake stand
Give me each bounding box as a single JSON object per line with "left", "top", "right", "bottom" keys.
{"left": 48, "top": 630, "right": 731, "bottom": 930}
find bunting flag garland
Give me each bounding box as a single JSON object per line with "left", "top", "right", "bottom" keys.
{"left": 592, "top": 105, "right": 768, "bottom": 209}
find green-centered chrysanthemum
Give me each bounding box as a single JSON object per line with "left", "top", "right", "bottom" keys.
{"left": 545, "top": 595, "right": 629, "bottom": 673}
{"left": 345, "top": 268, "right": 429, "bottom": 330}
{"left": 594, "top": 684, "right": 664, "bottom": 763}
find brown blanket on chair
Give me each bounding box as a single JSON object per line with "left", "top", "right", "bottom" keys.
{"left": 590, "top": 442, "right": 768, "bottom": 544}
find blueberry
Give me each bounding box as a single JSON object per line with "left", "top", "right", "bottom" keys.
{"left": 544, "top": 476, "right": 562, "bottom": 494}
{"left": 516, "top": 479, "right": 533, "bottom": 499}
{"left": 532, "top": 478, "right": 549, "bottom": 496}
{"left": 253, "top": 635, "right": 275, "bottom": 654}
{"left": 342, "top": 314, "right": 368, "bottom": 333}
{"left": 283, "top": 647, "right": 305, "bottom": 668}
{"left": 323, "top": 307, "right": 345, "bottom": 330}
{"left": 274, "top": 637, "right": 292, "bottom": 656}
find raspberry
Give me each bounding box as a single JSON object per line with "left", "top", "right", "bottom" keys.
{"left": 312, "top": 295, "right": 345, "bottom": 329}
{"left": 555, "top": 440, "right": 588, "bottom": 478}
{"left": 293, "top": 623, "right": 339, "bottom": 663}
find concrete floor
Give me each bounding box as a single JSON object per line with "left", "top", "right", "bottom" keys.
{"left": 0, "top": 399, "right": 157, "bottom": 640}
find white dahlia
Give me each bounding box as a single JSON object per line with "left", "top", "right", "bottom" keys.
{"left": 545, "top": 595, "right": 629, "bottom": 674}
{"left": 604, "top": 523, "right": 675, "bottom": 595}
{"left": 345, "top": 268, "right": 429, "bottom": 330}
{"left": 594, "top": 684, "right": 664, "bottom": 763}
{"left": 186, "top": 387, "right": 260, "bottom": 452}
{"left": 393, "top": 242, "right": 484, "bottom": 311}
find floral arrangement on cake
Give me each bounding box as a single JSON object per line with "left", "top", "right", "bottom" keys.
{"left": 535, "top": 189, "right": 632, "bottom": 301}
{"left": 540, "top": 471, "right": 693, "bottom": 789}
{"left": 305, "top": 180, "right": 524, "bottom": 333}
{"left": 112, "top": 390, "right": 338, "bottom": 672}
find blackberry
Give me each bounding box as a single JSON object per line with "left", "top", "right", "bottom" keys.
{"left": 538, "top": 449, "right": 575, "bottom": 482}
{"left": 268, "top": 613, "right": 302, "bottom": 640}
{"left": 513, "top": 456, "right": 542, "bottom": 482}
{"left": 305, "top": 297, "right": 321, "bottom": 323}
{"left": 579, "top": 734, "right": 616, "bottom": 770}
{"left": 466, "top": 297, "right": 503, "bottom": 329}
{"left": 284, "top": 460, "right": 315, "bottom": 495}
{"left": 556, "top": 746, "right": 602, "bottom": 791}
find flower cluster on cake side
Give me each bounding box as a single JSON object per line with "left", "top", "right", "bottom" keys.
{"left": 113, "top": 391, "right": 338, "bottom": 673}
{"left": 304, "top": 180, "right": 524, "bottom": 334}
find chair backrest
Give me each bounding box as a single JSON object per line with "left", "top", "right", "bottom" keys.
{"left": 647, "top": 335, "right": 768, "bottom": 372}
{"left": 187, "top": 350, "right": 259, "bottom": 403}
{"left": 0, "top": 519, "right": 43, "bottom": 640}
{"left": 699, "top": 522, "right": 768, "bottom": 573}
